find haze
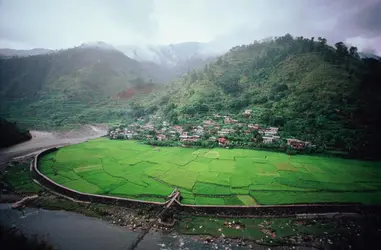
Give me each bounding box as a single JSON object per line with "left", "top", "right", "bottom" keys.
{"left": 0, "top": 0, "right": 380, "bottom": 55}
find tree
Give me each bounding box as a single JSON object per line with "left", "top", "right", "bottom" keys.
{"left": 183, "top": 105, "right": 196, "bottom": 115}
{"left": 317, "top": 37, "right": 327, "bottom": 45}
{"left": 349, "top": 46, "right": 359, "bottom": 58}
{"left": 335, "top": 42, "right": 348, "bottom": 56}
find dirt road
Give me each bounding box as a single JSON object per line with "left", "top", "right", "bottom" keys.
{"left": 0, "top": 125, "right": 107, "bottom": 164}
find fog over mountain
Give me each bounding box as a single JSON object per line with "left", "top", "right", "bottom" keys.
{"left": 0, "top": 48, "right": 53, "bottom": 57}
{"left": 117, "top": 42, "right": 218, "bottom": 67}
{"left": 0, "top": 0, "right": 380, "bottom": 56}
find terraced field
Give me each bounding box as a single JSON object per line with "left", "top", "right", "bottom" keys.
{"left": 38, "top": 138, "right": 381, "bottom": 205}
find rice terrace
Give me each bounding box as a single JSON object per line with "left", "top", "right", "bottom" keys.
{"left": 38, "top": 138, "right": 381, "bottom": 206}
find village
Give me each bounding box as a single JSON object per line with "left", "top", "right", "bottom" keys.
{"left": 108, "top": 109, "right": 314, "bottom": 150}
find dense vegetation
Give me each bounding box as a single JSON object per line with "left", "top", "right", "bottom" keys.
{"left": 0, "top": 118, "right": 31, "bottom": 148}
{"left": 39, "top": 138, "right": 381, "bottom": 205}
{"left": 144, "top": 35, "right": 381, "bottom": 159}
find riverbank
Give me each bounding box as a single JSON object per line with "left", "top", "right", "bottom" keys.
{"left": 0, "top": 125, "right": 107, "bottom": 164}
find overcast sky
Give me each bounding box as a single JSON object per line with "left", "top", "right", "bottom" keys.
{"left": 0, "top": 0, "right": 380, "bottom": 54}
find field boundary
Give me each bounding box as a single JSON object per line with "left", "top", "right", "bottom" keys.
{"left": 32, "top": 147, "right": 381, "bottom": 215}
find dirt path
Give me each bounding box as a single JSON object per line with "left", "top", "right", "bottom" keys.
{"left": 0, "top": 125, "right": 107, "bottom": 164}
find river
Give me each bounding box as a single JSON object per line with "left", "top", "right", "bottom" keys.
{"left": 0, "top": 204, "right": 259, "bottom": 250}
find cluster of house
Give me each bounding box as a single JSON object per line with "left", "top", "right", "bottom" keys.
{"left": 109, "top": 127, "right": 138, "bottom": 139}
{"left": 286, "top": 138, "right": 313, "bottom": 149}
{"left": 108, "top": 110, "right": 313, "bottom": 149}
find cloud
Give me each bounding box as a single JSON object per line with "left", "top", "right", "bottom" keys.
{"left": 0, "top": 0, "right": 156, "bottom": 49}
{"left": 0, "top": 0, "right": 380, "bottom": 55}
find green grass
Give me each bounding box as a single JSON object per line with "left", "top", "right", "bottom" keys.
{"left": 193, "top": 182, "right": 231, "bottom": 195}
{"left": 2, "top": 162, "right": 42, "bottom": 194}
{"left": 38, "top": 138, "right": 381, "bottom": 205}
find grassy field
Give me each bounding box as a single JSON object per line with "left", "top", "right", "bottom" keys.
{"left": 38, "top": 138, "right": 381, "bottom": 205}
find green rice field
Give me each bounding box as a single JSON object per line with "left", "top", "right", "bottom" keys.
{"left": 38, "top": 138, "right": 381, "bottom": 206}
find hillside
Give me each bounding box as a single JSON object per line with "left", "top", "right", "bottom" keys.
{"left": 141, "top": 35, "right": 381, "bottom": 159}
{"left": 0, "top": 46, "right": 163, "bottom": 129}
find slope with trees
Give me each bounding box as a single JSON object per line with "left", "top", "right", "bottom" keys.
{"left": 147, "top": 34, "right": 381, "bottom": 159}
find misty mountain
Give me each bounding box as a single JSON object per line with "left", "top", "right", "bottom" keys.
{"left": 118, "top": 42, "right": 218, "bottom": 67}
{"left": 359, "top": 52, "right": 381, "bottom": 60}
{"left": 117, "top": 42, "right": 219, "bottom": 83}
{"left": 0, "top": 48, "right": 53, "bottom": 58}
{"left": 78, "top": 41, "right": 117, "bottom": 51}
{"left": 0, "top": 45, "right": 163, "bottom": 128}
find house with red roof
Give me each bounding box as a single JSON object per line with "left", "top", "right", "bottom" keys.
{"left": 217, "top": 137, "right": 229, "bottom": 145}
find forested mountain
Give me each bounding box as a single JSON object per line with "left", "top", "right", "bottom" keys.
{"left": 0, "top": 45, "right": 163, "bottom": 128}
{"left": 141, "top": 34, "right": 381, "bottom": 159}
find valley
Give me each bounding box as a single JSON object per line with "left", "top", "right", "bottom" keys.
{"left": 1, "top": 34, "right": 381, "bottom": 250}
